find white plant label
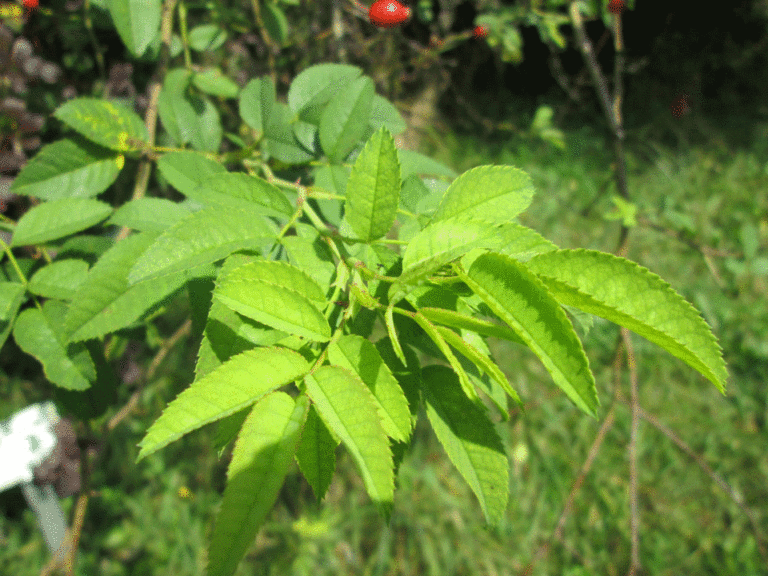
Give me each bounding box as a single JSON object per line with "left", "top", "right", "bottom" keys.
{"left": 0, "top": 402, "right": 59, "bottom": 493}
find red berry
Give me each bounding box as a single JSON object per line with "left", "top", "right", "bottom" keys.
{"left": 22, "top": 0, "right": 39, "bottom": 9}
{"left": 473, "top": 25, "right": 488, "bottom": 38}
{"left": 607, "top": 0, "right": 625, "bottom": 14}
{"left": 670, "top": 93, "right": 691, "bottom": 119}
{"left": 368, "top": 0, "right": 411, "bottom": 28}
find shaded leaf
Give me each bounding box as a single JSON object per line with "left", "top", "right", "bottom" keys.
{"left": 422, "top": 365, "right": 509, "bottom": 526}
{"left": 207, "top": 393, "right": 308, "bottom": 576}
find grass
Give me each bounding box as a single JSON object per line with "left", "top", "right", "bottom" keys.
{"left": 2, "top": 117, "right": 767, "bottom": 575}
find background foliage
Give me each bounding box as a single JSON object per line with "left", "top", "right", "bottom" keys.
{"left": 1, "top": 1, "right": 767, "bottom": 575}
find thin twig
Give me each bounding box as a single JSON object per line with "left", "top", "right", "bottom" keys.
{"left": 116, "top": 0, "right": 178, "bottom": 242}
{"left": 107, "top": 318, "right": 192, "bottom": 432}
{"left": 622, "top": 327, "right": 641, "bottom": 575}
{"left": 636, "top": 406, "right": 768, "bottom": 563}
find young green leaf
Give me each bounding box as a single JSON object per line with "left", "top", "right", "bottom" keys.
{"left": 108, "top": 0, "right": 161, "bottom": 57}
{"left": 390, "top": 217, "right": 502, "bottom": 299}
{"left": 434, "top": 325, "right": 522, "bottom": 407}
{"left": 240, "top": 76, "right": 276, "bottom": 136}
{"left": 156, "top": 150, "right": 227, "bottom": 197}
{"left": 288, "top": 63, "right": 362, "bottom": 119}
{"left": 64, "top": 232, "right": 202, "bottom": 342}
{"left": 214, "top": 262, "right": 331, "bottom": 342}
{"left": 304, "top": 366, "right": 394, "bottom": 513}
{"left": 328, "top": 334, "right": 412, "bottom": 442}
{"left": 319, "top": 76, "right": 375, "bottom": 164}
{"left": 53, "top": 98, "right": 148, "bottom": 152}
{"left": 410, "top": 311, "right": 479, "bottom": 402}
{"left": 207, "top": 392, "right": 308, "bottom": 576}
{"left": 108, "top": 198, "right": 192, "bottom": 233}
{"left": 11, "top": 198, "right": 112, "bottom": 247}
{"left": 385, "top": 302, "right": 407, "bottom": 364}
{"left": 9, "top": 138, "right": 123, "bottom": 200}
{"left": 525, "top": 249, "right": 728, "bottom": 392}
{"left": 295, "top": 404, "right": 337, "bottom": 502}
{"left": 28, "top": 259, "right": 89, "bottom": 301}
{"left": 418, "top": 306, "right": 525, "bottom": 346}
{"left": 128, "top": 207, "right": 274, "bottom": 284}
{"left": 422, "top": 365, "right": 509, "bottom": 526}
{"left": 137, "top": 347, "right": 310, "bottom": 461}
{"left": 457, "top": 252, "right": 599, "bottom": 417}
{"left": 189, "top": 173, "right": 293, "bottom": 218}
{"left": 345, "top": 126, "right": 401, "bottom": 242}
{"left": 429, "top": 165, "right": 534, "bottom": 225}
{"left": 157, "top": 69, "right": 222, "bottom": 152}
{"left": 220, "top": 260, "right": 327, "bottom": 306}
{"left": 13, "top": 303, "right": 95, "bottom": 391}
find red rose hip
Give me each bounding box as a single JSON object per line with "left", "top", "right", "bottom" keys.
{"left": 473, "top": 25, "right": 488, "bottom": 38}
{"left": 369, "top": 0, "right": 411, "bottom": 28}
{"left": 607, "top": 0, "right": 625, "bottom": 14}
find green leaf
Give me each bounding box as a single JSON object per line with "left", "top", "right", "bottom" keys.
{"left": 418, "top": 307, "right": 525, "bottom": 346}
{"left": 0, "top": 282, "right": 27, "bottom": 320}
{"left": 434, "top": 325, "right": 521, "bottom": 407}
{"left": 107, "top": 0, "right": 161, "bottom": 57}
{"left": 11, "top": 198, "right": 112, "bottom": 247}
{"left": 240, "top": 77, "right": 276, "bottom": 135}
{"left": 262, "top": 2, "right": 289, "bottom": 45}
{"left": 295, "top": 404, "right": 337, "bottom": 501}
{"left": 214, "top": 263, "right": 331, "bottom": 343}
{"left": 398, "top": 149, "right": 458, "bottom": 180}
{"left": 156, "top": 150, "right": 227, "bottom": 197}
{"left": 9, "top": 138, "right": 123, "bottom": 200}
{"left": 0, "top": 282, "right": 26, "bottom": 351}
{"left": 206, "top": 392, "right": 308, "bottom": 576}
{"left": 189, "top": 173, "right": 293, "bottom": 218}
{"left": 525, "top": 249, "right": 728, "bottom": 392}
{"left": 390, "top": 217, "right": 503, "bottom": 298}
{"left": 219, "top": 260, "right": 328, "bottom": 305}
{"left": 108, "top": 198, "right": 192, "bottom": 233}
{"left": 157, "top": 68, "right": 222, "bottom": 152}
{"left": 128, "top": 207, "right": 274, "bottom": 284}
{"left": 28, "top": 259, "right": 89, "bottom": 300}
{"left": 457, "top": 252, "right": 598, "bottom": 416}
{"left": 64, "top": 232, "right": 200, "bottom": 342}
{"left": 410, "top": 311, "right": 479, "bottom": 402}
{"left": 14, "top": 303, "right": 95, "bottom": 391}
{"left": 192, "top": 68, "right": 240, "bottom": 99}
{"left": 368, "top": 94, "right": 406, "bottom": 136}
{"left": 288, "top": 63, "right": 362, "bottom": 119}
{"left": 263, "top": 102, "right": 315, "bottom": 164}
{"left": 422, "top": 365, "right": 509, "bottom": 526}
{"left": 385, "top": 303, "right": 406, "bottom": 365}
{"left": 138, "top": 347, "right": 310, "bottom": 460}
{"left": 328, "top": 334, "right": 411, "bottom": 442}
{"left": 54, "top": 97, "right": 148, "bottom": 152}
{"left": 304, "top": 366, "right": 394, "bottom": 513}
{"left": 345, "top": 127, "right": 400, "bottom": 241}
{"left": 319, "top": 76, "right": 375, "bottom": 163}
{"left": 194, "top": 255, "right": 282, "bottom": 380}
{"left": 279, "top": 235, "right": 335, "bottom": 292}
{"left": 429, "top": 165, "right": 534, "bottom": 225}
{"left": 188, "top": 24, "right": 227, "bottom": 52}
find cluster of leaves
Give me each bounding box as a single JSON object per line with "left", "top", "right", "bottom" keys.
{"left": 473, "top": 0, "right": 633, "bottom": 64}
{"left": 4, "top": 55, "right": 726, "bottom": 575}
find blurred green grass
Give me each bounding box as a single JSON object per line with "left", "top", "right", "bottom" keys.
{"left": 2, "top": 119, "right": 767, "bottom": 575}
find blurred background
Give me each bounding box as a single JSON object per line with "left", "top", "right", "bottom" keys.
{"left": 1, "top": 1, "right": 767, "bottom": 574}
